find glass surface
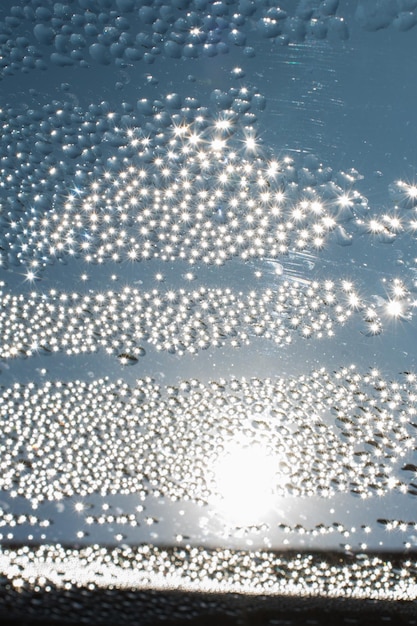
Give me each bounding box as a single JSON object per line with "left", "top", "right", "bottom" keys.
{"left": 1, "top": 0, "right": 417, "bottom": 620}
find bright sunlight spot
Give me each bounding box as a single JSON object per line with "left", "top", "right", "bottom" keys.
{"left": 210, "top": 437, "right": 278, "bottom": 525}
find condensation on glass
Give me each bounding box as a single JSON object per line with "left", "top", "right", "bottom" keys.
{"left": 0, "top": 1, "right": 417, "bottom": 623}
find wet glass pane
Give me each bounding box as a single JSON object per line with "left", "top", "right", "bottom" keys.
{"left": 1, "top": 0, "right": 417, "bottom": 622}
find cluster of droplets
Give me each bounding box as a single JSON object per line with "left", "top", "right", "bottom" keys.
{"left": 1, "top": 543, "right": 417, "bottom": 602}
{"left": 355, "top": 0, "right": 417, "bottom": 32}
{"left": 0, "top": 0, "right": 350, "bottom": 81}
{"left": 276, "top": 522, "right": 384, "bottom": 553}
{"left": 1, "top": 367, "right": 417, "bottom": 505}
{"left": 278, "top": 521, "right": 372, "bottom": 539}
{"left": 0, "top": 84, "right": 268, "bottom": 260}
{"left": 348, "top": 179, "right": 417, "bottom": 245}
{"left": 0, "top": 100, "right": 141, "bottom": 243}
{"left": 0, "top": 508, "right": 51, "bottom": 532}
{"left": 378, "top": 518, "right": 417, "bottom": 531}
{"left": 11, "top": 107, "right": 372, "bottom": 272}
{"left": 4, "top": 93, "right": 417, "bottom": 274}
{"left": 3, "top": 277, "right": 411, "bottom": 361}
{"left": 0, "top": 497, "right": 160, "bottom": 544}
{"left": 83, "top": 507, "right": 149, "bottom": 530}
{"left": 0, "top": 0, "right": 415, "bottom": 86}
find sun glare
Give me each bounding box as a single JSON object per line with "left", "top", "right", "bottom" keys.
{"left": 210, "top": 438, "right": 278, "bottom": 525}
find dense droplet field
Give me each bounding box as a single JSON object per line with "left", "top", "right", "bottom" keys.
{"left": 1, "top": 1, "right": 417, "bottom": 618}
{"left": 1, "top": 543, "right": 417, "bottom": 601}
{"left": 3, "top": 278, "right": 410, "bottom": 360}
{"left": 0, "top": 367, "right": 416, "bottom": 504}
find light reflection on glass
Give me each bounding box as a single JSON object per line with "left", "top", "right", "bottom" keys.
{"left": 210, "top": 438, "right": 278, "bottom": 525}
